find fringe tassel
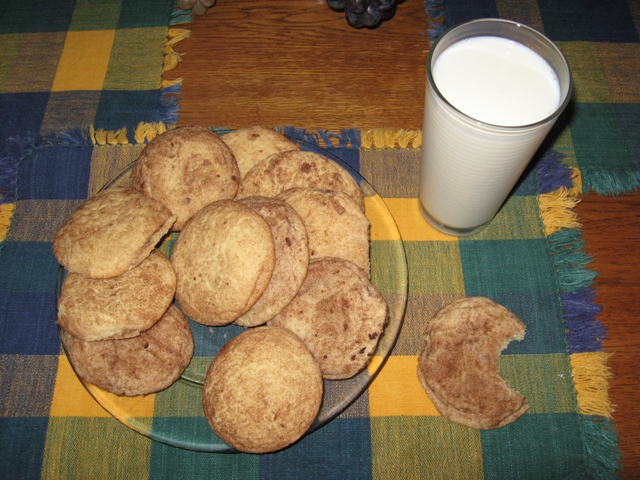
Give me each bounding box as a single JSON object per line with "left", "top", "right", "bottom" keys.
{"left": 89, "top": 126, "right": 129, "bottom": 146}
{"left": 561, "top": 289, "right": 607, "bottom": 353}
{"left": 580, "top": 165, "right": 640, "bottom": 196}
{"left": 157, "top": 84, "right": 182, "bottom": 125}
{"left": 538, "top": 157, "right": 621, "bottom": 477}
{"left": 561, "top": 289, "right": 602, "bottom": 325}
{"left": 162, "top": 77, "right": 183, "bottom": 88}
{"left": 38, "top": 128, "right": 91, "bottom": 147}
{"left": 425, "top": 0, "right": 444, "bottom": 19}
{"left": 134, "top": 122, "right": 170, "bottom": 144}
{"left": 424, "top": 0, "right": 446, "bottom": 41}
{"left": 159, "top": 28, "right": 189, "bottom": 126}
{"left": 86, "top": 122, "right": 174, "bottom": 145}
{"left": 360, "top": 128, "right": 422, "bottom": 148}
{"left": 578, "top": 415, "right": 622, "bottom": 480}
{"left": 539, "top": 158, "right": 606, "bottom": 350}
{"left": 571, "top": 352, "right": 614, "bottom": 418}
{"left": 282, "top": 127, "right": 362, "bottom": 148}
{"left": 570, "top": 167, "right": 584, "bottom": 196}
{"left": 548, "top": 228, "right": 599, "bottom": 292}
{"left": 538, "top": 188, "right": 581, "bottom": 236}
{"left": 170, "top": 7, "right": 193, "bottom": 25}
{"left": 163, "top": 28, "right": 191, "bottom": 73}
{"left": 570, "top": 354, "right": 620, "bottom": 478}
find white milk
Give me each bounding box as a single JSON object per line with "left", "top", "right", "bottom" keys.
{"left": 433, "top": 36, "right": 561, "bottom": 126}
{"left": 420, "top": 35, "right": 564, "bottom": 234}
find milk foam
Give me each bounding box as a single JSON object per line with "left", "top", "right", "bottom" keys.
{"left": 432, "top": 36, "right": 561, "bottom": 126}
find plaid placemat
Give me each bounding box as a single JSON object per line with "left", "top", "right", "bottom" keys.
{"left": 0, "top": 126, "right": 620, "bottom": 478}
{"left": 0, "top": 0, "right": 189, "bottom": 145}
{"left": 0, "top": 0, "right": 625, "bottom": 477}
{"left": 427, "top": 0, "right": 640, "bottom": 195}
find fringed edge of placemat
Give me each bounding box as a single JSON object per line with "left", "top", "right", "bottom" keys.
{"left": 157, "top": 26, "right": 191, "bottom": 127}
{"left": 581, "top": 166, "right": 640, "bottom": 197}
{"left": 537, "top": 151, "right": 621, "bottom": 477}
{"left": 425, "top": 0, "right": 446, "bottom": 42}
{"left": 169, "top": 1, "right": 193, "bottom": 26}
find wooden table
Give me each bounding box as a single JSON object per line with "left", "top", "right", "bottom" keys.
{"left": 166, "top": 0, "right": 640, "bottom": 474}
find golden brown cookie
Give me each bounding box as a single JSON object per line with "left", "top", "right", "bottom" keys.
{"left": 236, "top": 150, "right": 365, "bottom": 211}
{"left": 221, "top": 126, "right": 299, "bottom": 179}
{"left": 57, "top": 250, "right": 176, "bottom": 341}
{"left": 202, "top": 326, "right": 323, "bottom": 453}
{"left": 60, "top": 305, "right": 194, "bottom": 397}
{"left": 277, "top": 188, "right": 370, "bottom": 276}
{"left": 130, "top": 126, "right": 240, "bottom": 231}
{"left": 235, "top": 196, "right": 309, "bottom": 327}
{"left": 53, "top": 187, "right": 176, "bottom": 279}
{"left": 170, "top": 200, "right": 275, "bottom": 326}
{"left": 269, "top": 257, "right": 387, "bottom": 380}
{"left": 417, "top": 297, "right": 528, "bottom": 430}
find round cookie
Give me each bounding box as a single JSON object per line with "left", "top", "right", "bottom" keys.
{"left": 170, "top": 200, "right": 275, "bottom": 326}
{"left": 60, "top": 305, "right": 194, "bottom": 397}
{"left": 416, "top": 297, "right": 528, "bottom": 430}
{"left": 202, "top": 326, "right": 323, "bottom": 453}
{"left": 130, "top": 126, "right": 240, "bottom": 231}
{"left": 221, "top": 126, "right": 299, "bottom": 179}
{"left": 269, "top": 257, "right": 387, "bottom": 380}
{"left": 235, "top": 150, "right": 365, "bottom": 211}
{"left": 57, "top": 250, "right": 176, "bottom": 341}
{"left": 53, "top": 187, "right": 177, "bottom": 279}
{"left": 235, "top": 196, "right": 309, "bottom": 327}
{"left": 277, "top": 188, "right": 370, "bottom": 276}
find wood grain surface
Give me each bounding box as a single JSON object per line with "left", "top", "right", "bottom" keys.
{"left": 170, "top": 1, "right": 640, "bottom": 475}
{"left": 168, "top": 0, "right": 432, "bottom": 129}
{"left": 577, "top": 192, "right": 640, "bottom": 477}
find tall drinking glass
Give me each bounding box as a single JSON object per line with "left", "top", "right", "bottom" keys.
{"left": 419, "top": 19, "right": 573, "bottom": 236}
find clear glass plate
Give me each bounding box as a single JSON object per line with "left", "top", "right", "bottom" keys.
{"left": 56, "top": 142, "right": 408, "bottom": 452}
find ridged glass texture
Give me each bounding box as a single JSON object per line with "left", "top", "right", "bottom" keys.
{"left": 419, "top": 19, "right": 572, "bottom": 236}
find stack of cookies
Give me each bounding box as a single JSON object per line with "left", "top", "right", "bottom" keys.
{"left": 54, "top": 188, "right": 194, "bottom": 397}
{"left": 54, "top": 125, "right": 388, "bottom": 453}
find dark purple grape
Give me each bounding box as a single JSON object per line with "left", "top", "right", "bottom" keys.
{"left": 377, "top": 0, "right": 395, "bottom": 12}
{"left": 345, "top": 0, "right": 369, "bottom": 14}
{"left": 326, "top": 0, "right": 346, "bottom": 10}
{"left": 360, "top": 4, "right": 382, "bottom": 27}
{"left": 345, "top": 9, "right": 364, "bottom": 28}
{"left": 381, "top": 4, "right": 396, "bottom": 20}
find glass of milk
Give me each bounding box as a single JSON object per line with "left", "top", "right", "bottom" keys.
{"left": 419, "top": 19, "right": 572, "bottom": 236}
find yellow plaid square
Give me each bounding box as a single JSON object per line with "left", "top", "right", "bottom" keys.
{"left": 50, "top": 355, "right": 111, "bottom": 417}
{"left": 369, "top": 356, "right": 439, "bottom": 417}
{"left": 50, "top": 355, "right": 155, "bottom": 418}
{"left": 381, "top": 198, "right": 458, "bottom": 242}
{"left": 52, "top": 30, "right": 115, "bottom": 91}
